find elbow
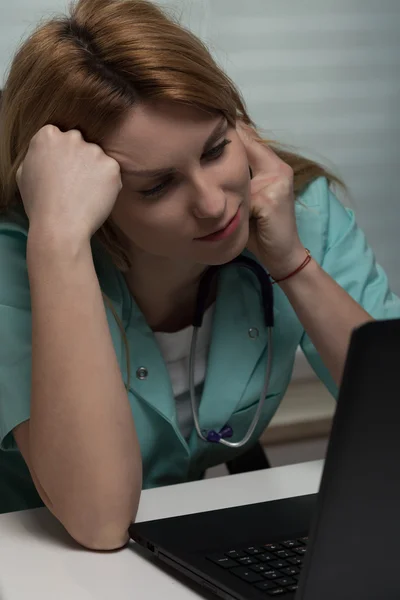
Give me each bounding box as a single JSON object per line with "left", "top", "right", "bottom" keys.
{"left": 52, "top": 491, "right": 142, "bottom": 551}
{"left": 67, "top": 519, "right": 132, "bottom": 551}
{"left": 25, "top": 448, "right": 142, "bottom": 551}
{"left": 64, "top": 495, "right": 141, "bottom": 551}
{"left": 34, "top": 484, "right": 139, "bottom": 550}
{"left": 64, "top": 500, "right": 140, "bottom": 551}
{"left": 66, "top": 492, "right": 141, "bottom": 551}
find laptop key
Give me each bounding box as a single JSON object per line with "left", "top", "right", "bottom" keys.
{"left": 276, "top": 550, "right": 295, "bottom": 559}
{"left": 225, "top": 550, "right": 246, "bottom": 560}
{"left": 206, "top": 555, "right": 238, "bottom": 569}
{"left": 263, "top": 543, "right": 282, "bottom": 552}
{"left": 276, "top": 577, "right": 296, "bottom": 587}
{"left": 267, "top": 589, "right": 286, "bottom": 596}
{"left": 263, "top": 570, "right": 280, "bottom": 580}
{"left": 288, "top": 585, "right": 299, "bottom": 592}
{"left": 258, "top": 552, "right": 275, "bottom": 562}
{"left": 254, "top": 581, "right": 278, "bottom": 591}
{"left": 282, "top": 540, "right": 301, "bottom": 549}
{"left": 281, "top": 566, "right": 300, "bottom": 576}
{"left": 293, "top": 547, "right": 307, "bottom": 556}
{"left": 237, "top": 556, "right": 258, "bottom": 566}
{"left": 298, "top": 537, "right": 308, "bottom": 545}
{"left": 287, "top": 557, "right": 303, "bottom": 566}
{"left": 230, "top": 566, "right": 264, "bottom": 583}
{"left": 269, "top": 559, "right": 289, "bottom": 569}
{"left": 244, "top": 546, "right": 262, "bottom": 555}
{"left": 251, "top": 564, "right": 272, "bottom": 573}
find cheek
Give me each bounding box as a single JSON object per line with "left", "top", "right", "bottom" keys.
{"left": 109, "top": 187, "right": 160, "bottom": 247}
{"left": 110, "top": 186, "right": 184, "bottom": 247}
{"left": 226, "top": 138, "right": 251, "bottom": 191}
{"left": 110, "top": 187, "right": 143, "bottom": 237}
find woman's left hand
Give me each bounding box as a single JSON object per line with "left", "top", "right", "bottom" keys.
{"left": 236, "top": 121, "right": 307, "bottom": 280}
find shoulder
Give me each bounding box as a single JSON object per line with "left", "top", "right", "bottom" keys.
{"left": 0, "top": 210, "right": 127, "bottom": 313}
{"left": 0, "top": 209, "right": 29, "bottom": 244}
{"left": 0, "top": 210, "right": 30, "bottom": 308}
{"left": 295, "top": 176, "right": 353, "bottom": 263}
{"left": 296, "top": 175, "right": 353, "bottom": 227}
{"left": 296, "top": 175, "right": 331, "bottom": 207}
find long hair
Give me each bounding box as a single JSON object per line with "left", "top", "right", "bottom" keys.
{"left": 0, "top": 0, "right": 344, "bottom": 270}
{"left": 0, "top": 0, "right": 345, "bottom": 385}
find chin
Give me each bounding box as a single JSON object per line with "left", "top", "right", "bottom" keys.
{"left": 199, "top": 225, "right": 249, "bottom": 267}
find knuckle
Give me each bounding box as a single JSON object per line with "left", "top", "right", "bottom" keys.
{"left": 103, "top": 154, "right": 120, "bottom": 172}
{"left": 85, "top": 142, "right": 100, "bottom": 156}
{"left": 41, "top": 124, "right": 57, "bottom": 134}
{"left": 269, "top": 191, "right": 281, "bottom": 206}
{"left": 91, "top": 148, "right": 121, "bottom": 181}
{"left": 31, "top": 124, "right": 59, "bottom": 146}
{"left": 283, "top": 164, "right": 294, "bottom": 179}
{"left": 281, "top": 175, "right": 293, "bottom": 190}
{"left": 109, "top": 158, "right": 121, "bottom": 173}
{"left": 109, "top": 161, "right": 122, "bottom": 183}
{"left": 273, "top": 175, "right": 292, "bottom": 195}
{"left": 16, "top": 164, "right": 23, "bottom": 182}
{"left": 40, "top": 124, "right": 59, "bottom": 138}
{"left": 46, "top": 123, "right": 60, "bottom": 133}
{"left": 66, "top": 128, "right": 84, "bottom": 141}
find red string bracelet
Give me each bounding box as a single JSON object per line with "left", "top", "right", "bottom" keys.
{"left": 271, "top": 249, "right": 312, "bottom": 285}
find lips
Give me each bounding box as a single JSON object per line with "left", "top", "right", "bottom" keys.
{"left": 197, "top": 209, "right": 239, "bottom": 239}
{"left": 195, "top": 207, "right": 241, "bottom": 242}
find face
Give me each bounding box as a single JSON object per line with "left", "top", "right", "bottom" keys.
{"left": 103, "top": 100, "right": 251, "bottom": 266}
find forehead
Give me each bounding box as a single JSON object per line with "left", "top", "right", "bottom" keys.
{"left": 103, "top": 100, "right": 221, "bottom": 172}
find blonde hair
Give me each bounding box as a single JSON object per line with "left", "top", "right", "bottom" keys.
{"left": 0, "top": 0, "right": 345, "bottom": 386}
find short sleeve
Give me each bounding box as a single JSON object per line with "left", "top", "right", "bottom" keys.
{"left": 299, "top": 178, "right": 400, "bottom": 398}
{"left": 0, "top": 215, "right": 32, "bottom": 450}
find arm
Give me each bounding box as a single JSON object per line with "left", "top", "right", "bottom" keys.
{"left": 235, "top": 123, "right": 400, "bottom": 395}
{"left": 294, "top": 179, "right": 400, "bottom": 393}
{"left": 14, "top": 228, "right": 142, "bottom": 550}
{"left": 278, "top": 259, "right": 373, "bottom": 386}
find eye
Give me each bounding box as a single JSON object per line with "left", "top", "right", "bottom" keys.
{"left": 140, "top": 138, "right": 232, "bottom": 198}
{"left": 140, "top": 179, "right": 172, "bottom": 198}
{"left": 204, "top": 138, "right": 231, "bottom": 160}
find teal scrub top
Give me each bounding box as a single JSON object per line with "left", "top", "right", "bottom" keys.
{"left": 1, "top": 176, "right": 400, "bottom": 514}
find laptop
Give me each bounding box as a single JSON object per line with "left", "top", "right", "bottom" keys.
{"left": 129, "top": 319, "right": 400, "bottom": 600}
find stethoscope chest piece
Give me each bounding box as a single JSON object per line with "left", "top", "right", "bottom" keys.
{"left": 190, "top": 255, "right": 275, "bottom": 448}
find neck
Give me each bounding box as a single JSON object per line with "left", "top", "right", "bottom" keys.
{"left": 124, "top": 249, "right": 210, "bottom": 331}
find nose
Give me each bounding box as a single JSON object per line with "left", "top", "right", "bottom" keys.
{"left": 191, "top": 175, "right": 226, "bottom": 220}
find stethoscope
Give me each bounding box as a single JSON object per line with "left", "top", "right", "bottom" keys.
{"left": 189, "top": 254, "right": 275, "bottom": 448}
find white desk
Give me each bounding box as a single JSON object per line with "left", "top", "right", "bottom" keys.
{"left": 0, "top": 460, "right": 323, "bottom": 600}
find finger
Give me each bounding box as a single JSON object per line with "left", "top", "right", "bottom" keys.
{"left": 16, "top": 164, "right": 23, "bottom": 185}
{"left": 236, "top": 121, "right": 285, "bottom": 176}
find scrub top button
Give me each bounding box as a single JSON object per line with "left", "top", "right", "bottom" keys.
{"left": 248, "top": 327, "right": 259, "bottom": 339}
{"left": 136, "top": 366, "right": 148, "bottom": 380}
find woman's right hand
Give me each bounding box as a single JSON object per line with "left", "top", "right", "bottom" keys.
{"left": 17, "top": 125, "right": 122, "bottom": 242}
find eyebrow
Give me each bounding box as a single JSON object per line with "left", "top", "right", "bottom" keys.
{"left": 122, "top": 116, "right": 228, "bottom": 178}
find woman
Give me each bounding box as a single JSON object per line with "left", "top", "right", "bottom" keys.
{"left": 0, "top": 0, "right": 399, "bottom": 550}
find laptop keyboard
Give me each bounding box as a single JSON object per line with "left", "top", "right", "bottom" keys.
{"left": 206, "top": 537, "right": 308, "bottom": 596}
